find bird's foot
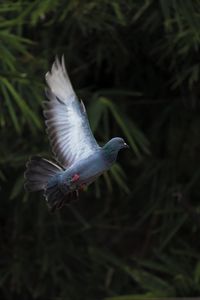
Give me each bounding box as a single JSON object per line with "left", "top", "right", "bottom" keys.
{"left": 79, "top": 183, "right": 87, "bottom": 191}
{"left": 71, "top": 173, "right": 80, "bottom": 183}
{"left": 75, "top": 189, "right": 79, "bottom": 198}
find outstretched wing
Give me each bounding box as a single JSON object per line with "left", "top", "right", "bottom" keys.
{"left": 44, "top": 56, "right": 99, "bottom": 168}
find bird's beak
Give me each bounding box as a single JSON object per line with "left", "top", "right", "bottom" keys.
{"left": 123, "top": 142, "right": 129, "bottom": 149}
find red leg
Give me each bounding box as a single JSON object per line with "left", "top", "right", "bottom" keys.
{"left": 71, "top": 173, "right": 80, "bottom": 183}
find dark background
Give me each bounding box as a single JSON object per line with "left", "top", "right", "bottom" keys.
{"left": 1, "top": 1, "right": 200, "bottom": 299}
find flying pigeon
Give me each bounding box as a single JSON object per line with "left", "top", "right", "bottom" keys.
{"left": 24, "top": 56, "right": 129, "bottom": 211}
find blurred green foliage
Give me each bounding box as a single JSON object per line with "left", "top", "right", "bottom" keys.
{"left": 1, "top": 0, "right": 200, "bottom": 299}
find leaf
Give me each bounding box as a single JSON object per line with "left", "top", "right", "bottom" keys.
{"left": 104, "top": 291, "right": 168, "bottom": 300}
{"left": 110, "top": 164, "right": 130, "bottom": 194}
{"left": 1, "top": 83, "right": 21, "bottom": 133}
{"left": 159, "top": 214, "right": 188, "bottom": 251}
{"left": 88, "top": 97, "right": 106, "bottom": 132}
{"left": 100, "top": 97, "right": 144, "bottom": 158}
{"left": 1, "top": 77, "right": 42, "bottom": 130}
{"left": 0, "top": 170, "right": 6, "bottom": 181}
{"left": 10, "top": 175, "right": 24, "bottom": 200}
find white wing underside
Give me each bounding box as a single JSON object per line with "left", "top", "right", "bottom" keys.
{"left": 44, "top": 56, "right": 99, "bottom": 168}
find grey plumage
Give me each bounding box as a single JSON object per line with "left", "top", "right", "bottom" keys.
{"left": 24, "top": 56, "right": 128, "bottom": 211}
{"left": 24, "top": 156, "right": 63, "bottom": 191}
{"left": 44, "top": 56, "right": 99, "bottom": 168}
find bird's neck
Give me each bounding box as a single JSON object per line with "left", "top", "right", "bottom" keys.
{"left": 102, "top": 147, "right": 119, "bottom": 164}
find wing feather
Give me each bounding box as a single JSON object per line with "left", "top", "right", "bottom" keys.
{"left": 44, "top": 56, "right": 99, "bottom": 168}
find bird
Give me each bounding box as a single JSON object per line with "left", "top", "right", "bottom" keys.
{"left": 24, "top": 56, "right": 129, "bottom": 211}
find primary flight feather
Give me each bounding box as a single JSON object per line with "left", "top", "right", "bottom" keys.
{"left": 24, "top": 56, "right": 128, "bottom": 211}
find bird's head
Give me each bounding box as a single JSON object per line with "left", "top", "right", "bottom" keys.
{"left": 103, "top": 137, "right": 129, "bottom": 158}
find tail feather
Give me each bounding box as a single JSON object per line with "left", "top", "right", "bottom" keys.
{"left": 45, "top": 188, "right": 64, "bottom": 211}
{"left": 45, "top": 179, "right": 78, "bottom": 211}
{"left": 24, "top": 156, "right": 62, "bottom": 192}
{"left": 24, "top": 156, "right": 75, "bottom": 211}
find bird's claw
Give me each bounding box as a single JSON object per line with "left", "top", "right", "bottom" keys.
{"left": 75, "top": 190, "right": 79, "bottom": 198}
{"left": 71, "top": 173, "right": 80, "bottom": 183}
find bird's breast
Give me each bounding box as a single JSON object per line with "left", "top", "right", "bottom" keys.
{"left": 61, "top": 151, "right": 109, "bottom": 189}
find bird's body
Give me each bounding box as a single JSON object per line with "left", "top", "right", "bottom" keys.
{"left": 24, "top": 56, "right": 128, "bottom": 211}
{"left": 48, "top": 149, "right": 111, "bottom": 194}
{"left": 61, "top": 149, "right": 111, "bottom": 185}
